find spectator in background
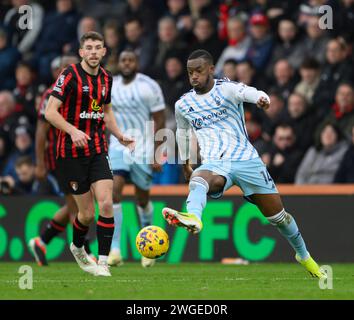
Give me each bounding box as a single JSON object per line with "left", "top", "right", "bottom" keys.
{"left": 295, "top": 122, "right": 349, "bottom": 184}
{"left": 245, "top": 110, "right": 269, "bottom": 156}
{"left": 235, "top": 59, "right": 267, "bottom": 90}
{"left": 34, "top": 0, "right": 80, "bottom": 83}
{"left": 1, "top": 125, "right": 35, "bottom": 180}
{"left": 64, "top": 16, "right": 99, "bottom": 55}
{"left": 160, "top": 55, "right": 190, "bottom": 128}
{"left": 266, "top": 19, "right": 304, "bottom": 77}
{"left": 148, "top": 17, "right": 186, "bottom": 79}
{"left": 215, "top": 17, "right": 251, "bottom": 77}
{"left": 285, "top": 93, "right": 317, "bottom": 151}
{"left": 313, "top": 38, "right": 353, "bottom": 119}
{"left": 0, "top": 28, "right": 21, "bottom": 91}
{"left": 13, "top": 61, "right": 37, "bottom": 125}
{"left": 334, "top": 125, "right": 354, "bottom": 183}
{"left": 165, "top": 0, "right": 191, "bottom": 35}
{"left": 298, "top": 15, "right": 330, "bottom": 65}
{"left": 102, "top": 21, "right": 122, "bottom": 75}
{"left": 0, "top": 156, "right": 61, "bottom": 195}
{"left": 294, "top": 57, "right": 321, "bottom": 106}
{"left": 318, "top": 83, "right": 354, "bottom": 140}
{"left": 188, "top": 0, "right": 218, "bottom": 27}
{"left": 189, "top": 17, "right": 226, "bottom": 63}
{"left": 264, "top": 124, "right": 303, "bottom": 183}
{"left": 222, "top": 59, "right": 238, "bottom": 81}
{"left": 271, "top": 59, "right": 298, "bottom": 101}
{"left": 261, "top": 91, "right": 286, "bottom": 140}
{"left": 246, "top": 12, "right": 274, "bottom": 72}
{"left": 119, "top": 0, "right": 157, "bottom": 34}
{"left": 4, "top": 0, "right": 44, "bottom": 56}
{"left": 123, "top": 17, "right": 155, "bottom": 73}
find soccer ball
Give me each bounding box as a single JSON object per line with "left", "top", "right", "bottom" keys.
{"left": 136, "top": 226, "right": 169, "bottom": 259}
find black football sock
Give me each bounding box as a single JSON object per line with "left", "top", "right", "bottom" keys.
{"left": 73, "top": 217, "right": 89, "bottom": 248}
{"left": 40, "top": 219, "right": 66, "bottom": 245}
{"left": 97, "top": 215, "right": 114, "bottom": 257}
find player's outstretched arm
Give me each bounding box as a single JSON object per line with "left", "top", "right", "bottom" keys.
{"left": 235, "top": 83, "right": 270, "bottom": 110}
{"left": 45, "top": 95, "right": 91, "bottom": 148}
{"left": 103, "top": 104, "right": 135, "bottom": 151}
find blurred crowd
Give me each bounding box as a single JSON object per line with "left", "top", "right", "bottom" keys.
{"left": 0, "top": 0, "right": 354, "bottom": 195}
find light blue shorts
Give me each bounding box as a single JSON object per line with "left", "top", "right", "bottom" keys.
{"left": 108, "top": 147, "right": 153, "bottom": 191}
{"left": 194, "top": 157, "right": 278, "bottom": 199}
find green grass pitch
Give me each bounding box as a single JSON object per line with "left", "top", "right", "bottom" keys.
{"left": 1, "top": 262, "right": 354, "bottom": 300}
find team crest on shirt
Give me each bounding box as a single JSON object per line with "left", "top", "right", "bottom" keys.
{"left": 214, "top": 96, "right": 221, "bottom": 106}
{"left": 56, "top": 75, "right": 65, "bottom": 87}
{"left": 53, "top": 75, "right": 66, "bottom": 93}
{"left": 70, "top": 181, "right": 78, "bottom": 191}
{"left": 102, "top": 86, "right": 106, "bottom": 97}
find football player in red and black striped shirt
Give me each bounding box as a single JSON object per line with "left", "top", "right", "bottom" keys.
{"left": 29, "top": 54, "right": 95, "bottom": 267}
{"left": 45, "top": 31, "right": 134, "bottom": 276}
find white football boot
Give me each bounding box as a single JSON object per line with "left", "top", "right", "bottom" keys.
{"left": 107, "top": 248, "right": 124, "bottom": 266}
{"left": 96, "top": 261, "right": 112, "bottom": 277}
{"left": 70, "top": 243, "right": 98, "bottom": 275}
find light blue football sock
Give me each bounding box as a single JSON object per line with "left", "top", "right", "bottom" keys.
{"left": 267, "top": 209, "right": 310, "bottom": 260}
{"left": 186, "top": 177, "right": 209, "bottom": 220}
{"left": 137, "top": 201, "right": 153, "bottom": 228}
{"left": 111, "top": 203, "right": 123, "bottom": 251}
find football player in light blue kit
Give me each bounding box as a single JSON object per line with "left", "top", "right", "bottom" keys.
{"left": 108, "top": 50, "right": 165, "bottom": 267}
{"left": 163, "top": 50, "right": 325, "bottom": 278}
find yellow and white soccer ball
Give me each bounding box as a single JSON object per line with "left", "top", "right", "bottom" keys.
{"left": 136, "top": 226, "right": 169, "bottom": 259}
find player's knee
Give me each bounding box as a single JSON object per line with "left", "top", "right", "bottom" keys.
{"left": 210, "top": 176, "right": 226, "bottom": 193}
{"left": 79, "top": 212, "right": 94, "bottom": 225}
{"left": 189, "top": 176, "right": 209, "bottom": 193}
{"left": 98, "top": 198, "right": 113, "bottom": 215}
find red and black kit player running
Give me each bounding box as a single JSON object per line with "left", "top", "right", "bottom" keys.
{"left": 45, "top": 31, "right": 134, "bottom": 276}
{"left": 29, "top": 54, "right": 95, "bottom": 266}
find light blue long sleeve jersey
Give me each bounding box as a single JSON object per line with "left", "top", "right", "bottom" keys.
{"left": 175, "top": 78, "right": 269, "bottom": 163}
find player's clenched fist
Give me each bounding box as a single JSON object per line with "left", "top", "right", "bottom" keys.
{"left": 70, "top": 128, "right": 91, "bottom": 148}
{"left": 256, "top": 96, "right": 270, "bottom": 110}
{"left": 118, "top": 134, "right": 136, "bottom": 151}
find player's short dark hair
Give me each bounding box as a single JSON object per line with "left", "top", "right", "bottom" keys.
{"left": 80, "top": 31, "right": 104, "bottom": 48}
{"left": 119, "top": 48, "right": 138, "bottom": 59}
{"left": 188, "top": 49, "right": 213, "bottom": 65}
{"left": 15, "top": 155, "right": 33, "bottom": 168}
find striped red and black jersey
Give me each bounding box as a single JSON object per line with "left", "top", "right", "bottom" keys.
{"left": 38, "top": 84, "right": 57, "bottom": 171}
{"left": 49, "top": 63, "right": 113, "bottom": 158}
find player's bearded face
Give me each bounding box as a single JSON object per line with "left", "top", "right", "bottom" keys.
{"left": 80, "top": 40, "right": 106, "bottom": 68}
{"left": 187, "top": 58, "right": 214, "bottom": 91}
{"left": 118, "top": 52, "right": 138, "bottom": 78}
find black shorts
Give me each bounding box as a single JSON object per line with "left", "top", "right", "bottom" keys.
{"left": 56, "top": 153, "right": 113, "bottom": 195}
